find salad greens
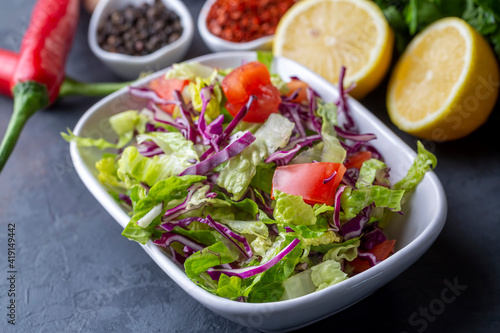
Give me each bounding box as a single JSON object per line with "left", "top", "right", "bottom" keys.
{"left": 374, "top": 0, "right": 500, "bottom": 57}
{"left": 63, "top": 55, "right": 436, "bottom": 303}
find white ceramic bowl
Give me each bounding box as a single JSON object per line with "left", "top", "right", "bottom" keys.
{"left": 69, "top": 52, "right": 447, "bottom": 332}
{"left": 89, "top": 0, "right": 194, "bottom": 80}
{"left": 198, "top": 0, "right": 274, "bottom": 52}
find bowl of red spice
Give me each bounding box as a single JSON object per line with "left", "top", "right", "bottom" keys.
{"left": 89, "top": 0, "right": 193, "bottom": 80}
{"left": 198, "top": 0, "right": 298, "bottom": 52}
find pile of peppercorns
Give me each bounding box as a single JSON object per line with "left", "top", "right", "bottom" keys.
{"left": 97, "top": 0, "right": 183, "bottom": 56}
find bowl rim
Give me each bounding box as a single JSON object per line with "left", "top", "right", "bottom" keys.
{"left": 69, "top": 51, "right": 447, "bottom": 314}
{"left": 198, "top": 0, "right": 274, "bottom": 51}
{"left": 88, "top": 0, "right": 194, "bottom": 64}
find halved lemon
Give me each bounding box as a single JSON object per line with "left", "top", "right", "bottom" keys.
{"left": 273, "top": 0, "right": 394, "bottom": 99}
{"left": 387, "top": 17, "right": 499, "bottom": 141}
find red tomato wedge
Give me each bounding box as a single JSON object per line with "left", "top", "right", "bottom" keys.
{"left": 349, "top": 239, "right": 396, "bottom": 274}
{"left": 344, "top": 151, "right": 372, "bottom": 169}
{"left": 286, "top": 79, "right": 309, "bottom": 103}
{"left": 222, "top": 61, "right": 281, "bottom": 123}
{"left": 271, "top": 162, "right": 347, "bottom": 206}
{"left": 149, "top": 77, "right": 190, "bottom": 114}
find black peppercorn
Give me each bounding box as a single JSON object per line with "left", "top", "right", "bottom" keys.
{"left": 98, "top": 0, "right": 183, "bottom": 56}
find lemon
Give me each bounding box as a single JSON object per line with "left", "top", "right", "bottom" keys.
{"left": 387, "top": 17, "right": 499, "bottom": 141}
{"left": 273, "top": 0, "right": 394, "bottom": 99}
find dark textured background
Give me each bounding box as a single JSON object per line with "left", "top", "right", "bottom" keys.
{"left": 0, "top": 1, "right": 499, "bottom": 332}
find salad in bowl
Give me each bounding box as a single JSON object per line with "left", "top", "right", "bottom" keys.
{"left": 64, "top": 53, "right": 437, "bottom": 303}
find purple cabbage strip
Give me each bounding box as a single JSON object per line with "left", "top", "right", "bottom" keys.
{"left": 154, "top": 232, "right": 205, "bottom": 253}
{"left": 356, "top": 251, "right": 379, "bottom": 267}
{"left": 265, "top": 134, "right": 321, "bottom": 166}
{"left": 323, "top": 171, "right": 337, "bottom": 184}
{"left": 180, "top": 131, "right": 256, "bottom": 176}
{"left": 334, "top": 126, "right": 376, "bottom": 142}
{"left": 129, "top": 86, "right": 180, "bottom": 106}
{"left": 335, "top": 66, "right": 355, "bottom": 131}
{"left": 137, "top": 140, "right": 163, "bottom": 157}
{"left": 332, "top": 186, "right": 347, "bottom": 232}
{"left": 306, "top": 87, "right": 322, "bottom": 134}
{"left": 363, "top": 144, "right": 383, "bottom": 161}
{"left": 284, "top": 226, "right": 294, "bottom": 233}
{"left": 200, "top": 96, "right": 255, "bottom": 161}
{"left": 162, "top": 184, "right": 210, "bottom": 223}
{"left": 341, "top": 204, "right": 373, "bottom": 240}
{"left": 174, "top": 90, "right": 198, "bottom": 142}
{"left": 286, "top": 105, "right": 306, "bottom": 137}
{"left": 146, "top": 101, "right": 185, "bottom": 131}
{"left": 197, "top": 86, "right": 214, "bottom": 146}
{"left": 340, "top": 141, "right": 362, "bottom": 155}
{"left": 205, "top": 238, "right": 301, "bottom": 280}
{"left": 361, "top": 226, "right": 387, "bottom": 251}
{"left": 341, "top": 168, "right": 359, "bottom": 188}
{"left": 118, "top": 194, "right": 132, "bottom": 206}
{"left": 161, "top": 215, "right": 253, "bottom": 259}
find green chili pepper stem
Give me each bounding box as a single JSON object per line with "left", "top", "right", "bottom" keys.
{"left": 58, "top": 77, "right": 134, "bottom": 98}
{"left": 0, "top": 81, "right": 49, "bottom": 172}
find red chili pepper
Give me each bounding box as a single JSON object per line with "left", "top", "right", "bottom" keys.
{"left": 0, "top": 0, "right": 79, "bottom": 172}
{"left": 0, "top": 0, "right": 134, "bottom": 172}
{"left": 0, "top": 49, "right": 133, "bottom": 100}
{"left": 0, "top": 49, "right": 18, "bottom": 98}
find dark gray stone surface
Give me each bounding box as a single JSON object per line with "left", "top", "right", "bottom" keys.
{"left": 0, "top": 1, "right": 499, "bottom": 332}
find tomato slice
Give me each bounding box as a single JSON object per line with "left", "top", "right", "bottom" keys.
{"left": 271, "top": 162, "right": 347, "bottom": 206}
{"left": 349, "top": 239, "right": 396, "bottom": 274}
{"left": 286, "top": 79, "right": 309, "bottom": 103}
{"left": 222, "top": 62, "right": 280, "bottom": 123}
{"left": 344, "top": 151, "right": 372, "bottom": 169}
{"left": 149, "top": 77, "right": 190, "bottom": 114}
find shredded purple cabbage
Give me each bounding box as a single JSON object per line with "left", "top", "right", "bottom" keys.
{"left": 161, "top": 215, "right": 253, "bottom": 259}
{"left": 180, "top": 131, "right": 255, "bottom": 176}
{"left": 129, "top": 86, "right": 180, "bottom": 106}
{"left": 332, "top": 186, "right": 347, "bottom": 231}
{"left": 334, "top": 126, "right": 376, "bottom": 142}
{"left": 361, "top": 225, "right": 387, "bottom": 251}
{"left": 205, "top": 238, "right": 300, "bottom": 280}
{"left": 341, "top": 204, "right": 373, "bottom": 240}
{"left": 265, "top": 134, "right": 321, "bottom": 166}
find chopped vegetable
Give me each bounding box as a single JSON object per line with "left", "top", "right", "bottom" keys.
{"left": 63, "top": 56, "right": 437, "bottom": 303}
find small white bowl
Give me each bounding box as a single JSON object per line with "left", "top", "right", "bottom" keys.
{"left": 198, "top": 0, "right": 274, "bottom": 52}
{"left": 69, "top": 52, "right": 447, "bottom": 332}
{"left": 89, "top": 0, "right": 194, "bottom": 80}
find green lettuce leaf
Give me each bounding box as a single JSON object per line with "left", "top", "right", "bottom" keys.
{"left": 310, "top": 260, "right": 348, "bottom": 290}
{"left": 356, "top": 158, "right": 390, "bottom": 188}
{"left": 341, "top": 186, "right": 405, "bottom": 219}
{"left": 121, "top": 175, "right": 205, "bottom": 244}
{"left": 250, "top": 162, "right": 276, "bottom": 194}
{"left": 323, "top": 240, "right": 360, "bottom": 262}
{"left": 245, "top": 235, "right": 303, "bottom": 303}
{"left": 117, "top": 132, "right": 198, "bottom": 187}
{"left": 280, "top": 269, "right": 317, "bottom": 300}
{"left": 291, "top": 142, "right": 324, "bottom": 164}
{"left": 187, "top": 69, "right": 222, "bottom": 121}
{"left": 394, "top": 141, "right": 437, "bottom": 194}
{"left": 218, "top": 113, "right": 294, "bottom": 200}
{"left": 217, "top": 274, "right": 244, "bottom": 300}
{"left": 61, "top": 110, "right": 149, "bottom": 149}
{"left": 95, "top": 153, "right": 127, "bottom": 190}
{"left": 273, "top": 190, "right": 317, "bottom": 226}
{"left": 317, "top": 100, "right": 346, "bottom": 163}
{"left": 184, "top": 241, "right": 240, "bottom": 290}
{"left": 165, "top": 62, "right": 215, "bottom": 81}
{"left": 310, "top": 236, "right": 361, "bottom": 254}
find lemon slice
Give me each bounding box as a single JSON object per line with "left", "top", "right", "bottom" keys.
{"left": 273, "top": 0, "right": 393, "bottom": 99}
{"left": 387, "top": 17, "right": 499, "bottom": 141}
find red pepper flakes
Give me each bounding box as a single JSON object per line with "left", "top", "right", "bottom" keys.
{"left": 206, "top": 0, "right": 297, "bottom": 43}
